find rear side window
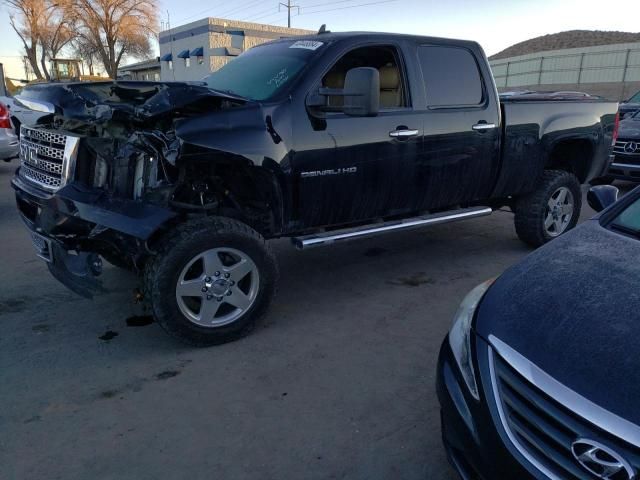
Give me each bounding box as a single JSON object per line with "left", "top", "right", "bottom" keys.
{"left": 418, "top": 46, "right": 484, "bottom": 108}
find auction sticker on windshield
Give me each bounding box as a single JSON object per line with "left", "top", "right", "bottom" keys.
{"left": 290, "top": 40, "right": 324, "bottom": 50}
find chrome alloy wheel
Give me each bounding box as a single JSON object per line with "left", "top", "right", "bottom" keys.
{"left": 175, "top": 248, "right": 260, "bottom": 327}
{"left": 544, "top": 186, "right": 575, "bottom": 237}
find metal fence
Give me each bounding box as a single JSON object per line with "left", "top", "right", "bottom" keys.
{"left": 490, "top": 44, "right": 640, "bottom": 88}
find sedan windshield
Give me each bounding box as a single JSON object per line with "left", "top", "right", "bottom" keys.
{"left": 204, "top": 40, "right": 326, "bottom": 101}
{"left": 629, "top": 91, "right": 640, "bottom": 103}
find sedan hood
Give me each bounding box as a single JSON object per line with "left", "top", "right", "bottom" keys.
{"left": 476, "top": 220, "right": 640, "bottom": 424}
{"left": 15, "top": 81, "right": 248, "bottom": 124}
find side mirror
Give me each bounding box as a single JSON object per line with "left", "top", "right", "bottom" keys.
{"left": 587, "top": 185, "right": 619, "bottom": 212}
{"left": 342, "top": 67, "right": 379, "bottom": 117}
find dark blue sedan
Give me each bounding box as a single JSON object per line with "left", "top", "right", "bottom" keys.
{"left": 437, "top": 185, "right": 640, "bottom": 480}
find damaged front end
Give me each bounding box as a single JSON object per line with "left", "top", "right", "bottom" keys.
{"left": 12, "top": 81, "right": 252, "bottom": 297}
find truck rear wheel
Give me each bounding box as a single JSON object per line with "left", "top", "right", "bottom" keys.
{"left": 145, "top": 217, "right": 277, "bottom": 346}
{"left": 514, "top": 170, "right": 582, "bottom": 247}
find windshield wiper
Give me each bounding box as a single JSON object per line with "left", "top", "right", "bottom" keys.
{"left": 208, "top": 87, "right": 248, "bottom": 100}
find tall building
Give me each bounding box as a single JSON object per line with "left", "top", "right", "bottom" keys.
{"left": 158, "top": 18, "right": 313, "bottom": 82}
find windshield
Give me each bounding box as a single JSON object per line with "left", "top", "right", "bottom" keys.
{"left": 204, "top": 40, "right": 326, "bottom": 101}
{"left": 611, "top": 196, "right": 640, "bottom": 234}
{"left": 629, "top": 91, "right": 640, "bottom": 103}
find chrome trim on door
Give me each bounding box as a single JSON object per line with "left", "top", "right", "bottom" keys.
{"left": 389, "top": 129, "right": 419, "bottom": 138}
{"left": 489, "top": 335, "right": 640, "bottom": 448}
{"left": 472, "top": 123, "right": 496, "bottom": 131}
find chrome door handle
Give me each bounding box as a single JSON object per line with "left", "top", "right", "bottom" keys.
{"left": 389, "top": 129, "right": 419, "bottom": 138}
{"left": 472, "top": 123, "right": 496, "bottom": 132}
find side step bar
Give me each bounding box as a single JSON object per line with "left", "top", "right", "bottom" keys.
{"left": 292, "top": 206, "right": 493, "bottom": 250}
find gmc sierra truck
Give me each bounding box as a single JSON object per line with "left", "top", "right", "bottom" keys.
{"left": 11, "top": 32, "right": 618, "bottom": 346}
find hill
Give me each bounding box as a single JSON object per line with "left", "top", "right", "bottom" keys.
{"left": 490, "top": 30, "right": 640, "bottom": 60}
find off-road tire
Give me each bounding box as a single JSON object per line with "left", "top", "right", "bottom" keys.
{"left": 145, "top": 217, "right": 277, "bottom": 347}
{"left": 514, "top": 170, "right": 582, "bottom": 247}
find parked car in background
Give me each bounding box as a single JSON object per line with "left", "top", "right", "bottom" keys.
{"left": 0, "top": 95, "right": 47, "bottom": 129}
{"left": 601, "top": 111, "right": 640, "bottom": 182}
{"left": 619, "top": 90, "right": 640, "bottom": 118}
{"left": 437, "top": 183, "right": 640, "bottom": 479}
{"left": 0, "top": 100, "right": 18, "bottom": 162}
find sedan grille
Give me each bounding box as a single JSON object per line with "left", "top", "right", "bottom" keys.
{"left": 490, "top": 341, "right": 640, "bottom": 480}
{"left": 18, "top": 125, "right": 80, "bottom": 192}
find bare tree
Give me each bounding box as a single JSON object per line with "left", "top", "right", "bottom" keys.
{"left": 5, "top": 0, "right": 48, "bottom": 79}
{"left": 40, "top": 2, "right": 77, "bottom": 79}
{"left": 71, "top": 39, "right": 100, "bottom": 76}
{"left": 69, "top": 0, "right": 158, "bottom": 78}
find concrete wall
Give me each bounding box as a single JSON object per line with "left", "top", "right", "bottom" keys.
{"left": 490, "top": 42, "right": 640, "bottom": 101}
{"left": 159, "top": 18, "right": 312, "bottom": 82}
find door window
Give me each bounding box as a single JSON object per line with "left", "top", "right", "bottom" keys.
{"left": 417, "top": 46, "right": 484, "bottom": 108}
{"left": 321, "top": 45, "right": 408, "bottom": 110}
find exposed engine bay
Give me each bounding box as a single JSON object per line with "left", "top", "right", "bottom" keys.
{"left": 13, "top": 81, "right": 285, "bottom": 294}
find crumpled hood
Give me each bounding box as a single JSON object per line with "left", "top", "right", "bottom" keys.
{"left": 619, "top": 115, "right": 640, "bottom": 138}
{"left": 476, "top": 220, "right": 640, "bottom": 425}
{"left": 16, "top": 81, "right": 248, "bottom": 123}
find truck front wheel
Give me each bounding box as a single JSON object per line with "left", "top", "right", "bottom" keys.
{"left": 514, "top": 170, "right": 582, "bottom": 247}
{"left": 145, "top": 217, "right": 277, "bottom": 346}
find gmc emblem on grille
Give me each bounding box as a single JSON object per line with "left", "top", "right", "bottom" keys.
{"left": 28, "top": 146, "right": 38, "bottom": 164}
{"left": 571, "top": 439, "right": 636, "bottom": 480}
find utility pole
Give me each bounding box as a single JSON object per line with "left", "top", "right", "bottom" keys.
{"left": 279, "top": 0, "right": 300, "bottom": 28}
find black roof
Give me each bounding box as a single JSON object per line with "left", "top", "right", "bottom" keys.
{"left": 270, "top": 31, "right": 481, "bottom": 50}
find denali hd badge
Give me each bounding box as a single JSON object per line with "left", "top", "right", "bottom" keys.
{"left": 300, "top": 167, "right": 357, "bottom": 178}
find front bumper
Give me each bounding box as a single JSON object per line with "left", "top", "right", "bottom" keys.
{"left": 437, "top": 335, "right": 542, "bottom": 479}
{"left": 12, "top": 172, "right": 176, "bottom": 297}
{"left": 605, "top": 153, "right": 640, "bottom": 181}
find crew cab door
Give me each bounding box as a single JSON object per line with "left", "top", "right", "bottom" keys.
{"left": 412, "top": 44, "right": 501, "bottom": 210}
{"left": 292, "top": 44, "right": 423, "bottom": 228}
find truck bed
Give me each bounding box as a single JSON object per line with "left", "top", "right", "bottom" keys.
{"left": 491, "top": 97, "right": 618, "bottom": 198}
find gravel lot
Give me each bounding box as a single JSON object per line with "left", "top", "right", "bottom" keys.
{"left": 0, "top": 160, "right": 608, "bottom": 480}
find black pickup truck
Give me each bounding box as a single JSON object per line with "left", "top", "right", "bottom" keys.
{"left": 12, "top": 32, "right": 618, "bottom": 345}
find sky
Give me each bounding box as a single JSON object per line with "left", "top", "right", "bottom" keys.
{"left": 1, "top": 0, "right": 639, "bottom": 78}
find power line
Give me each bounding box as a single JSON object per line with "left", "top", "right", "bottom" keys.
{"left": 241, "top": 5, "right": 285, "bottom": 22}
{"left": 299, "top": 0, "right": 400, "bottom": 16}
{"left": 173, "top": 0, "right": 265, "bottom": 26}
{"left": 300, "top": 0, "right": 364, "bottom": 9}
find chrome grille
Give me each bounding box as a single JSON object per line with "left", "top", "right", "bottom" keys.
{"left": 613, "top": 140, "right": 640, "bottom": 156}
{"left": 490, "top": 341, "right": 640, "bottom": 480}
{"left": 18, "top": 125, "right": 80, "bottom": 192}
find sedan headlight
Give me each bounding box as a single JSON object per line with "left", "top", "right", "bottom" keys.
{"left": 449, "top": 279, "right": 494, "bottom": 400}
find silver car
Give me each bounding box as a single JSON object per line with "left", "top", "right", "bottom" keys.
{"left": 0, "top": 95, "right": 48, "bottom": 162}
{"left": 0, "top": 99, "right": 18, "bottom": 161}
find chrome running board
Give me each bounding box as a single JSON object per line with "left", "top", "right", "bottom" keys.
{"left": 292, "top": 206, "right": 492, "bottom": 250}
